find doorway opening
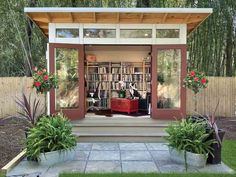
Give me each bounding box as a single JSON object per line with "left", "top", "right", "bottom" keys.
{"left": 84, "top": 45, "right": 151, "bottom": 118}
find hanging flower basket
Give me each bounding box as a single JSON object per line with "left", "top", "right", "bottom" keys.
{"left": 32, "top": 67, "right": 58, "bottom": 94}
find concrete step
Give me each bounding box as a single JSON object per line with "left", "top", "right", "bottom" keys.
{"left": 72, "top": 117, "right": 170, "bottom": 142}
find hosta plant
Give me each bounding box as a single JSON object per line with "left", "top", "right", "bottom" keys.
{"left": 32, "top": 67, "right": 58, "bottom": 94}
{"left": 26, "top": 113, "right": 76, "bottom": 159}
{"left": 165, "top": 118, "right": 215, "bottom": 170}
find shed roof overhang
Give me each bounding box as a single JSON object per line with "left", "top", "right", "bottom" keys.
{"left": 24, "top": 7, "right": 213, "bottom": 37}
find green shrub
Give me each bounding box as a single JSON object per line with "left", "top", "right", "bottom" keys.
{"left": 165, "top": 118, "right": 214, "bottom": 157}
{"left": 26, "top": 113, "right": 76, "bottom": 159}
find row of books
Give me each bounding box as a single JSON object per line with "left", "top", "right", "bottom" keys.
{"left": 122, "top": 74, "right": 143, "bottom": 82}
{"left": 88, "top": 74, "right": 110, "bottom": 81}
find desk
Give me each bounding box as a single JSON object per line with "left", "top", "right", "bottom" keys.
{"left": 111, "top": 98, "right": 138, "bottom": 114}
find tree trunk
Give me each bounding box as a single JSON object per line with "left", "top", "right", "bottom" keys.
{"left": 136, "top": 0, "right": 150, "bottom": 7}
{"left": 25, "top": 0, "right": 37, "bottom": 76}
{"left": 225, "top": 19, "right": 233, "bottom": 77}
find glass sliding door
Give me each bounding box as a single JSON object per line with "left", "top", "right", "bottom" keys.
{"left": 151, "top": 45, "right": 186, "bottom": 119}
{"left": 49, "top": 44, "right": 85, "bottom": 120}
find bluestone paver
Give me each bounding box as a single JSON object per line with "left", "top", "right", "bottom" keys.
{"left": 92, "top": 143, "right": 119, "bottom": 151}
{"left": 75, "top": 151, "right": 90, "bottom": 161}
{"left": 119, "top": 143, "right": 147, "bottom": 150}
{"left": 121, "top": 150, "right": 152, "bottom": 161}
{"left": 85, "top": 161, "right": 121, "bottom": 173}
{"left": 146, "top": 143, "right": 169, "bottom": 151}
{"left": 122, "top": 161, "right": 159, "bottom": 173}
{"left": 75, "top": 143, "right": 93, "bottom": 151}
{"left": 89, "top": 151, "right": 120, "bottom": 161}
{"left": 43, "top": 160, "right": 86, "bottom": 177}
{"left": 7, "top": 142, "right": 234, "bottom": 177}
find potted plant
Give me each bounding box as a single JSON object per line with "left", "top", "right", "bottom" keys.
{"left": 32, "top": 67, "right": 58, "bottom": 94}
{"left": 165, "top": 118, "right": 215, "bottom": 171}
{"left": 183, "top": 70, "right": 208, "bottom": 112}
{"left": 193, "top": 101, "right": 225, "bottom": 164}
{"left": 26, "top": 113, "right": 77, "bottom": 166}
{"left": 118, "top": 81, "right": 126, "bottom": 98}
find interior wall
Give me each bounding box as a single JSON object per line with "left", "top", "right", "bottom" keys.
{"left": 85, "top": 45, "right": 151, "bottom": 62}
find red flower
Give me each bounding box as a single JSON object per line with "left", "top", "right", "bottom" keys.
{"left": 33, "top": 66, "right": 37, "bottom": 71}
{"left": 37, "top": 71, "right": 42, "bottom": 75}
{"left": 194, "top": 77, "right": 199, "bottom": 81}
{"left": 43, "top": 68, "right": 47, "bottom": 72}
{"left": 201, "top": 78, "right": 207, "bottom": 84}
{"left": 34, "top": 81, "right": 41, "bottom": 87}
{"left": 190, "top": 71, "right": 195, "bottom": 77}
{"left": 43, "top": 75, "right": 49, "bottom": 81}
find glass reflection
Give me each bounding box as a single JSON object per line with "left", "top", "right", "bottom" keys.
{"left": 84, "top": 29, "right": 116, "bottom": 38}
{"left": 56, "top": 48, "right": 79, "bottom": 109}
{"left": 120, "top": 29, "right": 152, "bottom": 38}
{"left": 157, "top": 49, "right": 181, "bottom": 109}
{"left": 156, "top": 29, "right": 179, "bottom": 38}
{"left": 56, "top": 29, "right": 79, "bottom": 38}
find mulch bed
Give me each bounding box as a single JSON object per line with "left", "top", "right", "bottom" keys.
{"left": 0, "top": 117, "right": 28, "bottom": 168}
{"left": 0, "top": 116, "right": 235, "bottom": 169}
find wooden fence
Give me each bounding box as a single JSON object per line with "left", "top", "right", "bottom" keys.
{"left": 186, "top": 77, "right": 236, "bottom": 117}
{"left": 0, "top": 77, "right": 235, "bottom": 118}
{"left": 0, "top": 77, "right": 45, "bottom": 119}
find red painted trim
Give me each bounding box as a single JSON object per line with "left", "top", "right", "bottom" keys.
{"left": 49, "top": 43, "right": 85, "bottom": 120}
{"left": 151, "top": 44, "right": 187, "bottom": 120}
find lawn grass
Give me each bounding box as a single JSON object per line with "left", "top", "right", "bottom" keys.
{"left": 222, "top": 140, "right": 236, "bottom": 171}
{"left": 60, "top": 140, "right": 236, "bottom": 177}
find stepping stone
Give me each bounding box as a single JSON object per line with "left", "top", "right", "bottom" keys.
{"left": 146, "top": 143, "right": 169, "bottom": 151}
{"left": 122, "top": 161, "right": 159, "bottom": 173}
{"left": 92, "top": 143, "right": 119, "bottom": 151}
{"left": 119, "top": 143, "right": 147, "bottom": 150}
{"left": 75, "top": 151, "right": 90, "bottom": 161}
{"left": 121, "top": 150, "right": 152, "bottom": 161}
{"left": 86, "top": 161, "right": 121, "bottom": 173}
{"left": 89, "top": 151, "right": 120, "bottom": 160}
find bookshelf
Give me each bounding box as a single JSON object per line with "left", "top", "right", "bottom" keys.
{"left": 85, "top": 61, "right": 151, "bottom": 110}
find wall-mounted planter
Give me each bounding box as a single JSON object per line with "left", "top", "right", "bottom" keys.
{"left": 38, "top": 148, "right": 76, "bottom": 166}
{"left": 169, "top": 147, "right": 207, "bottom": 168}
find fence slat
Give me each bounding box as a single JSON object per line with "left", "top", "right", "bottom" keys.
{"left": 0, "top": 77, "right": 235, "bottom": 118}
{"left": 0, "top": 77, "right": 45, "bottom": 118}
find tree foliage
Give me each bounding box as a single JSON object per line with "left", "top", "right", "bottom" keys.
{"left": 0, "top": 0, "right": 235, "bottom": 76}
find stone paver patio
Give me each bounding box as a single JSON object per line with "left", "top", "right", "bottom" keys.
{"left": 7, "top": 143, "right": 234, "bottom": 177}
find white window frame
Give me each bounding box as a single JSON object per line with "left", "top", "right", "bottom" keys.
{"left": 49, "top": 23, "right": 80, "bottom": 43}
{"left": 49, "top": 23, "right": 187, "bottom": 44}
{"left": 83, "top": 24, "right": 117, "bottom": 44}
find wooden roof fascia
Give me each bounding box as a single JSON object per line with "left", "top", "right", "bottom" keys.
{"left": 139, "top": 13, "right": 144, "bottom": 23}
{"left": 26, "top": 13, "right": 48, "bottom": 38}
{"left": 162, "top": 13, "right": 168, "bottom": 23}
{"left": 187, "top": 13, "right": 211, "bottom": 36}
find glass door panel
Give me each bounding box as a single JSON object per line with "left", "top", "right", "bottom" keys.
{"left": 49, "top": 44, "right": 85, "bottom": 120}
{"left": 151, "top": 45, "right": 186, "bottom": 119}
{"left": 157, "top": 49, "right": 181, "bottom": 109}
{"left": 55, "top": 48, "right": 79, "bottom": 109}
